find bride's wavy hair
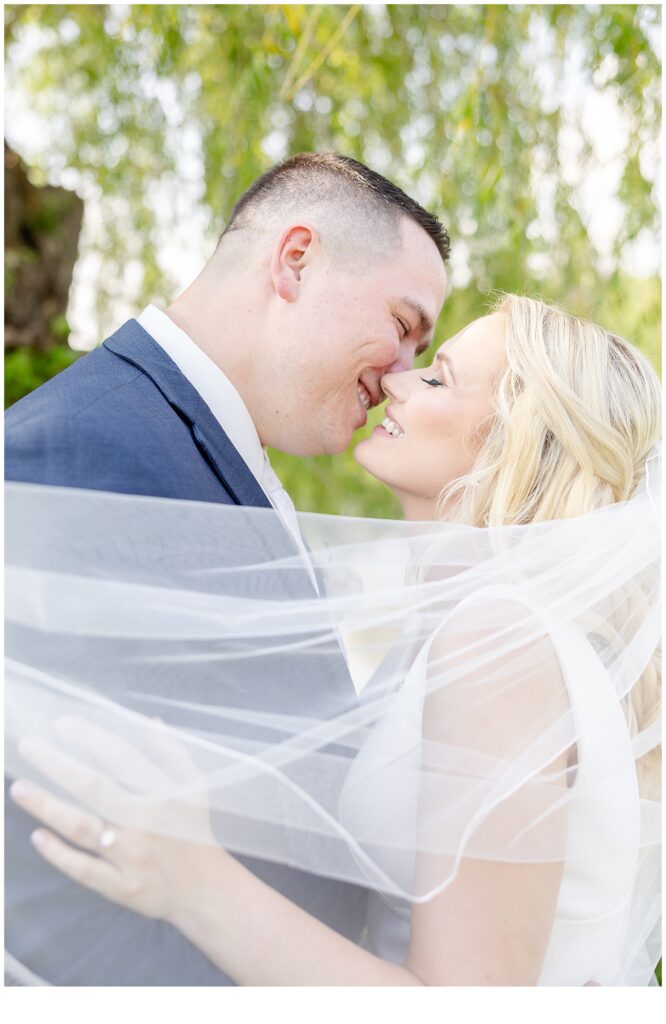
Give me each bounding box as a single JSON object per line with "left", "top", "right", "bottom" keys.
{"left": 437, "top": 294, "right": 661, "bottom": 796}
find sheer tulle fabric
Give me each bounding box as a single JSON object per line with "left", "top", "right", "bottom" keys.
{"left": 5, "top": 453, "right": 661, "bottom": 984}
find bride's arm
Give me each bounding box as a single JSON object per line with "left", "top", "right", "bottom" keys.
{"left": 171, "top": 610, "right": 570, "bottom": 989}
{"left": 12, "top": 773, "right": 565, "bottom": 986}
{"left": 403, "top": 606, "right": 571, "bottom": 985}
{"left": 11, "top": 776, "right": 418, "bottom": 985}
{"left": 10, "top": 600, "right": 570, "bottom": 986}
{"left": 12, "top": 702, "right": 568, "bottom": 988}
{"left": 171, "top": 840, "right": 567, "bottom": 986}
{"left": 168, "top": 843, "right": 422, "bottom": 986}
{"left": 166, "top": 833, "right": 566, "bottom": 987}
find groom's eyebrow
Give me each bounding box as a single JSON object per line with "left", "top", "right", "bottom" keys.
{"left": 401, "top": 299, "right": 435, "bottom": 353}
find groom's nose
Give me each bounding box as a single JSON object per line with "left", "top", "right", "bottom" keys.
{"left": 384, "top": 339, "right": 420, "bottom": 375}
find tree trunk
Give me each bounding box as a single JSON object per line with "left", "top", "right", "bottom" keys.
{"left": 5, "top": 141, "right": 84, "bottom": 352}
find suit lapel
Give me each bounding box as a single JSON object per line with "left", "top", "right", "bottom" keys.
{"left": 104, "top": 319, "right": 326, "bottom": 599}
{"left": 103, "top": 319, "right": 271, "bottom": 509}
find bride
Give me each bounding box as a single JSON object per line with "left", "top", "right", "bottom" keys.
{"left": 6, "top": 293, "right": 661, "bottom": 986}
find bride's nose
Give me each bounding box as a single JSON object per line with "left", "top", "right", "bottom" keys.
{"left": 380, "top": 370, "right": 412, "bottom": 401}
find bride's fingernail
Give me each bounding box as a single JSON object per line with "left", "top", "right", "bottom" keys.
{"left": 10, "top": 781, "right": 27, "bottom": 802}
{"left": 31, "top": 830, "right": 47, "bottom": 849}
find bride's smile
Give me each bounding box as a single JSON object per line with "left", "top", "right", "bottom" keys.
{"left": 356, "top": 313, "right": 507, "bottom": 519}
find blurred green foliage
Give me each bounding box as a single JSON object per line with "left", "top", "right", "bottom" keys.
{"left": 4, "top": 3, "right": 661, "bottom": 517}
{"left": 5, "top": 343, "right": 82, "bottom": 408}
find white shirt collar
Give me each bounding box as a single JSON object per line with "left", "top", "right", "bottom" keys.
{"left": 136, "top": 304, "right": 265, "bottom": 483}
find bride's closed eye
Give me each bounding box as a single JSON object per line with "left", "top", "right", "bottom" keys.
{"left": 420, "top": 376, "right": 447, "bottom": 388}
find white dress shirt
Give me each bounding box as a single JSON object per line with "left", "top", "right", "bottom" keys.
{"left": 136, "top": 305, "right": 317, "bottom": 589}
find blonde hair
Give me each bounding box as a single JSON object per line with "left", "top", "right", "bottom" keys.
{"left": 437, "top": 294, "right": 661, "bottom": 796}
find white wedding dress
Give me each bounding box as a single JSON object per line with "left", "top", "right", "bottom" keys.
{"left": 340, "top": 617, "right": 651, "bottom": 986}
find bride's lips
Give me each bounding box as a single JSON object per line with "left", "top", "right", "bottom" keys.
{"left": 385, "top": 406, "right": 403, "bottom": 432}
{"left": 374, "top": 405, "right": 405, "bottom": 440}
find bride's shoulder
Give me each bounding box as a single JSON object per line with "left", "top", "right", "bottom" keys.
{"left": 421, "top": 584, "right": 571, "bottom": 753}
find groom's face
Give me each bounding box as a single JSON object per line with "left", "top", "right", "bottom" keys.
{"left": 263, "top": 217, "right": 447, "bottom": 456}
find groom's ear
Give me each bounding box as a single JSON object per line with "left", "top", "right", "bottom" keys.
{"left": 270, "top": 224, "right": 319, "bottom": 302}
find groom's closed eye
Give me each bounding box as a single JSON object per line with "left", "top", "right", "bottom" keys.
{"left": 395, "top": 316, "right": 410, "bottom": 339}
{"left": 399, "top": 298, "right": 435, "bottom": 356}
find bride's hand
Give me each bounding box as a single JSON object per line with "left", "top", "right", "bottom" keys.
{"left": 10, "top": 776, "right": 223, "bottom": 921}
{"left": 9, "top": 715, "right": 223, "bottom": 922}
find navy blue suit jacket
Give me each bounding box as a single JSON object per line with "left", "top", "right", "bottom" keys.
{"left": 5, "top": 319, "right": 367, "bottom": 985}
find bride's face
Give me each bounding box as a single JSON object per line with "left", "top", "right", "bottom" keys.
{"left": 354, "top": 314, "right": 507, "bottom": 517}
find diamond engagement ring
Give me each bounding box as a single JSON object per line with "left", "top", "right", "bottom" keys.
{"left": 99, "top": 827, "right": 118, "bottom": 850}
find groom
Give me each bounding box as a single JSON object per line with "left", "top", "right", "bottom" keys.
{"left": 5, "top": 152, "right": 449, "bottom": 985}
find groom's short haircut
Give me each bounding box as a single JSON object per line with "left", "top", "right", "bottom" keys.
{"left": 215, "top": 153, "right": 450, "bottom": 270}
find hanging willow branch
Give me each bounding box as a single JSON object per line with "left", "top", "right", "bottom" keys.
{"left": 285, "top": 4, "right": 361, "bottom": 102}
{"left": 278, "top": 5, "right": 321, "bottom": 102}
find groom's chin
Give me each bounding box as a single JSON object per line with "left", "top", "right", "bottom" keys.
{"left": 286, "top": 433, "right": 351, "bottom": 458}
{"left": 318, "top": 425, "right": 357, "bottom": 457}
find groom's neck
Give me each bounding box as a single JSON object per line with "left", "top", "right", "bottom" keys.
{"left": 166, "top": 276, "right": 262, "bottom": 418}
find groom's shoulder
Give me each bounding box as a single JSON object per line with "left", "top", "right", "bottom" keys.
{"left": 6, "top": 346, "right": 137, "bottom": 444}
{"left": 4, "top": 325, "right": 188, "bottom": 487}
{"left": 12, "top": 343, "right": 121, "bottom": 403}
{"left": 5, "top": 319, "right": 173, "bottom": 433}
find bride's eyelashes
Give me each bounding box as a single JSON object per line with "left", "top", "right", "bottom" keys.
{"left": 420, "top": 376, "right": 446, "bottom": 388}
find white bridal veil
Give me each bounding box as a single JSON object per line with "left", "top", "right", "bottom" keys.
{"left": 5, "top": 449, "right": 661, "bottom": 984}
